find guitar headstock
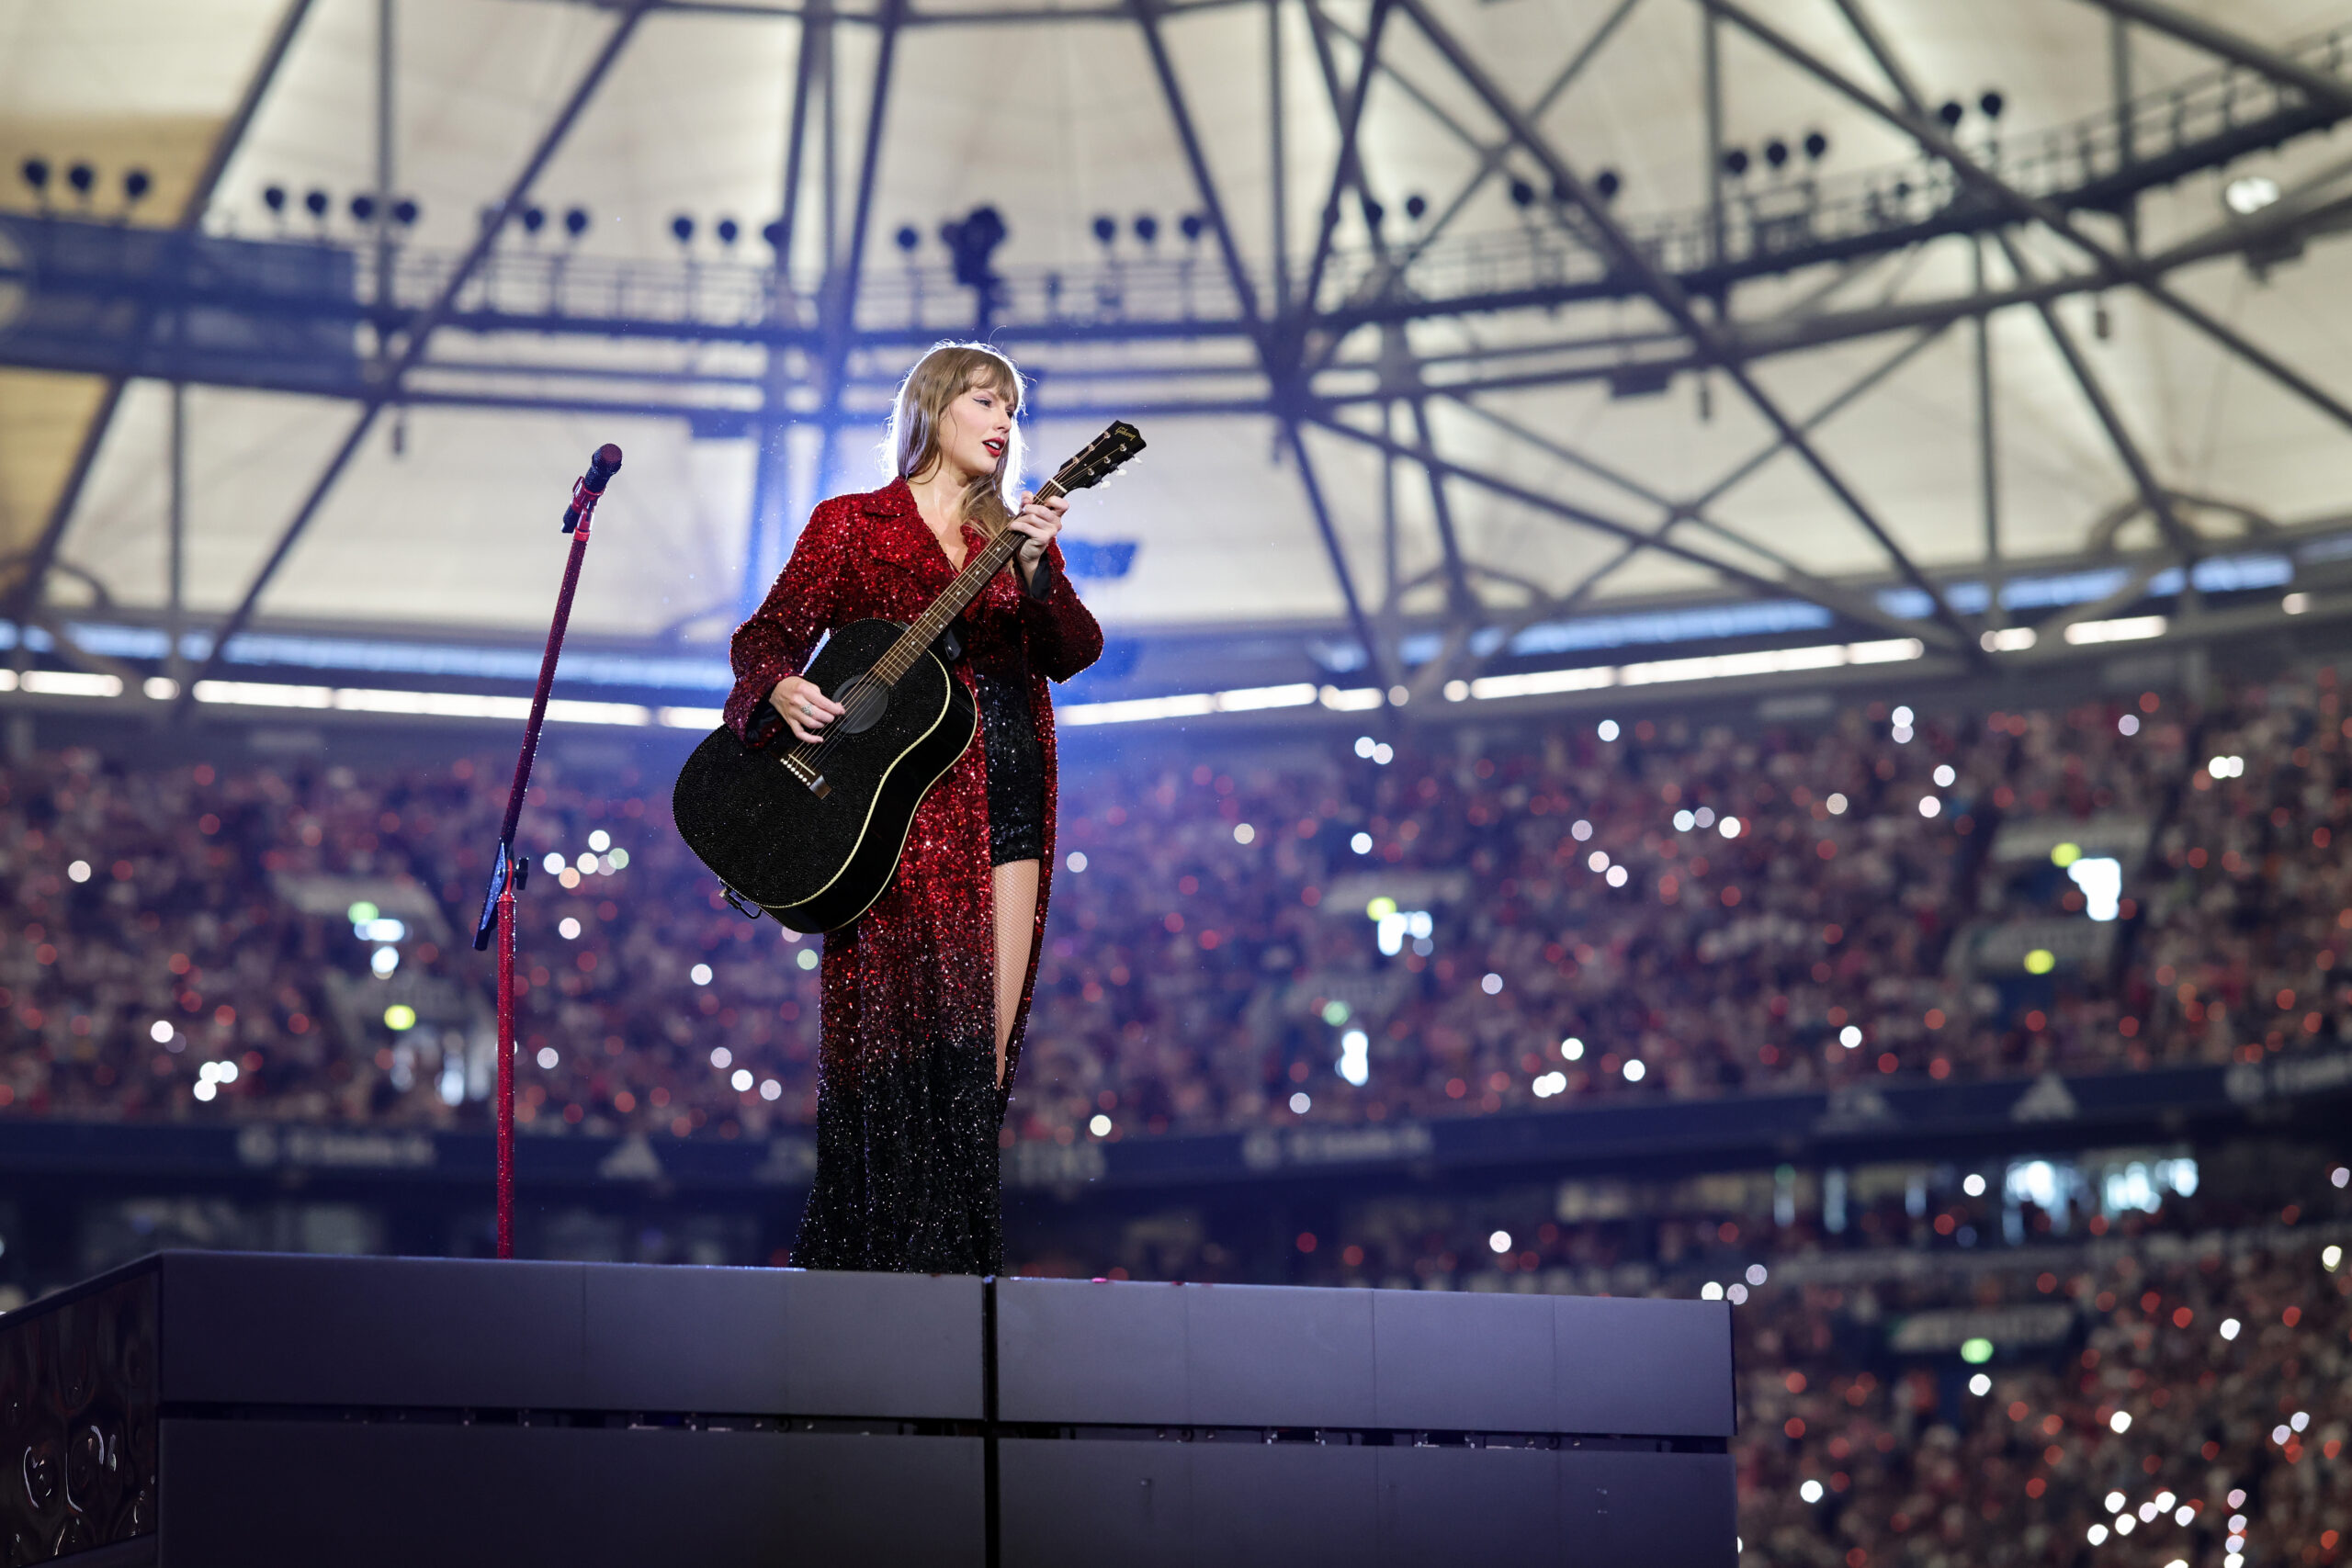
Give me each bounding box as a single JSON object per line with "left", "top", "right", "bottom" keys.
{"left": 1049, "top": 422, "right": 1146, "bottom": 493}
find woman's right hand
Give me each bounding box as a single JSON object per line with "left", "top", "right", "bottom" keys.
{"left": 770, "top": 675, "right": 845, "bottom": 745}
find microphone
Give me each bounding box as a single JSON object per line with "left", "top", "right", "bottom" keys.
{"left": 562, "top": 443, "right": 624, "bottom": 533}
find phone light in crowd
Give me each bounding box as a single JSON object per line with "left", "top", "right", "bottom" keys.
{"left": 1968, "top": 1372, "right": 1992, "bottom": 1396}
{"left": 710, "top": 1047, "right": 731, "bottom": 1069}
{"left": 2067, "top": 856, "right": 2122, "bottom": 920}
{"left": 2024, "top": 948, "right": 2056, "bottom": 975}
{"left": 2208, "top": 754, "right": 2245, "bottom": 779}
{"left": 384, "top": 1004, "right": 416, "bottom": 1031}
{"left": 589, "top": 829, "right": 610, "bottom": 852}
{"left": 371, "top": 946, "right": 399, "bottom": 976}
{"left": 1961, "top": 1337, "right": 1994, "bottom": 1364}
{"left": 1233, "top": 822, "right": 1255, "bottom": 844}
{"left": 690, "top": 964, "right": 713, "bottom": 986}
{"left": 543, "top": 852, "right": 566, "bottom": 875}
{"left": 1562, "top": 1037, "right": 1584, "bottom": 1060}
{"left": 1623, "top": 1057, "right": 1645, "bottom": 1081}
{"left": 1489, "top": 1230, "right": 1512, "bottom": 1254}
{"left": 1747, "top": 1264, "right": 1768, "bottom": 1285}
{"left": 1597, "top": 719, "right": 1620, "bottom": 740}
{"left": 1089, "top": 1112, "right": 1112, "bottom": 1136}
{"left": 537, "top": 1046, "right": 560, "bottom": 1070}
{"left": 1338, "top": 1029, "right": 1370, "bottom": 1085}
{"left": 559, "top": 917, "right": 581, "bottom": 940}
{"left": 1066, "top": 851, "right": 1088, "bottom": 872}
{"left": 2333, "top": 1166, "right": 2349, "bottom": 1188}
{"left": 1532, "top": 1071, "right": 1566, "bottom": 1097}
{"left": 1962, "top": 1172, "right": 1986, "bottom": 1196}
{"left": 1718, "top": 816, "right": 1741, "bottom": 839}
{"left": 1800, "top": 1480, "right": 1824, "bottom": 1505}
{"left": 1701, "top": 1280, "right": 1724, "bottom": 1300}
{"left": 1826, "top": 792, "right": 1848, "bottom": 814}
{"left": 191, "top": 1058, "right": 241, "bottom": 1101}
{"left": 1288, "top": 1091, "right": 1311, "bottom": 1114}
{"left": 150, "top": 1021, "right": 174, "bottom": 1043}
{"left": 1933, "top": 763, "right": 1956, "bottom": 785}
{"left": 2110, "top": 1409, "right": 2132, "bottom": 1433}
{"left": 2324, "top": 1245, "right": 2343, "bottom": 1271}
{"left": 1351, "top": 831, "right": 1374, "bottom": 855}
{"left": 2221, "top": 1317, "right": 2242, "bottom": 1340}
{"left": 67, "top": 859, "right": 90, "bottom": 883}
{"left": 731, "top": 1068, "right": 754, "bottom": 1092}
{"left": 1352, "top": 735, "right": 1394, "bottom": 764}
{"left": 1838, "top": 1026, "right": 1862, "bottom": 1049}
{"left": 356, "top": 917, "right": 406, "bottom": 942}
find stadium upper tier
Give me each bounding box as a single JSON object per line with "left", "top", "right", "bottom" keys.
{"left": 1, "top": 665, "right": 2346, "bottom": 1147}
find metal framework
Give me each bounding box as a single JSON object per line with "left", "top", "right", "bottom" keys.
{"left": 9, "top": 0, "right": 2352, "bottom": 705}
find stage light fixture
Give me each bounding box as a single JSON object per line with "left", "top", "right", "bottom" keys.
{"left": 1594, "top": 170, "right": 1621, "bottom": 202}
{"left": 1091, "top": 213, "right": 1116, "bottom": 247}
{"left": 716, "top": 217, "right": 740, "bottom": 245}
{"left": 566, "top": 206, "right": 591, "bottom": 240}
{"left": 1508, "top": 176, "right": 1536, "bottom": 207}
{"left": 349, "top": 193, "right": 376, "bottom": 223}
{"left": 304, "top": 187, "right": 329, "bottom": 220}
{"left": 1939, "top": 100, "right": 1964, "bottom": 129}
{"left": 760, "top": 218, "right": 785, "bottom": 248}
{"left": 670, "top": 214, "right": 695, "bottom": 245}
{"left": 1979, "top": 90, "right": 2005, "bottom": 119}
{"left": 1357, "top": 198, "right": 1382, "bottom": 230}
{"left": 894, "top": 224, "right": 919, "bottom": 252}
{"left": 1803, "top": 130, "right": 1828, "bottom": 161}
{"left": 123, "top": 168, "right": 152, "bottom": 206}
{"left": 1179, "top": 212, "right": 1207, "bottom": 242}
{"left": 520, "top": 204, "right": 546, "bottom": 235}
{"left": 1764, "top": 138, "right": 1789, "bottom": 171}
{"left": 1723, "top": 148, "right": 1749, "bottom": 178}
{"left": 1133, "top": 213, "right": 1158, "bottom": 244}
{"left": 1402, "top": 193, "right": 1427, "bottom": 221}
{"left": 67, "top": 162, "right": 96, "bottom": 202}
{"left": 391, "top": 197, "right": 419, "bottom": 226}
{"left": 19, "top": 157, "right": 48, "bottom": 198}
{"left": 2223, "top": 174, "right": 2280, "bottom": 216}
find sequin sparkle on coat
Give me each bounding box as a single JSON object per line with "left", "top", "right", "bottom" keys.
{"left": 724, "top": 476, "right": 1103, "bottom": 1275}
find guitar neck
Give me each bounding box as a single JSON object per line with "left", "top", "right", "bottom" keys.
{"left": 873, "top": 478, "right": 1066, "bottom": 683}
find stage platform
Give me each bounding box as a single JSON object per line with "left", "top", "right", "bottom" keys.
{"left": 2, "top": 1252, "right": 1736, "bottom": 1565}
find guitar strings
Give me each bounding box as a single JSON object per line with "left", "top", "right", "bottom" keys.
{"left": 790, "top": 472, "right": 1084, "bottom": 774}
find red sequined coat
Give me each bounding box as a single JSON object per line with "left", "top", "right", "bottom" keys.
{"left": 724, "top": 476, "right": 1102, "bottom": 1272}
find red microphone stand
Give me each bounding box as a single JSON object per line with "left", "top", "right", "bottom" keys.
{"left": 472, "top": 444, "right": 623, "bottom": 1258}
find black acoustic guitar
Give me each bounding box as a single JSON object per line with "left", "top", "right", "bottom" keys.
{"left": 672, "top": 422, "right": 1144, "bottom": 931}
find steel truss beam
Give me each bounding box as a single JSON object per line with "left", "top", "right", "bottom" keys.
{"left": 2066, "top": 0, "right": 2352, "bottom": 119}
{"left": 1702, "top": 0, "right": 2352, "bottom": 438}
{"left": 177, "top": 0, "right": 654, "bottom": 710}
{"left": 1820, "top": 0, "right": 2203, "bottom": 577}
{"left": 1128, "top": 0, "right": 1392, "bottom": 689}
{"left": 1442, "top": 322, "right": 1960, "bottom": 673}
{"left": 5, "top": 0, "right": 321, "bottom": 621}
{"left": 1390, "top": 0, "right": 1987, "bottom": 670}
{"left": 1304, "top": 408, "right": 1952, "bottom": 652}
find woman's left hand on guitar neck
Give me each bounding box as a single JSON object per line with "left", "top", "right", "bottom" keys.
{"left": 1008, "top": 491, "right": 1069, "bottom": 586}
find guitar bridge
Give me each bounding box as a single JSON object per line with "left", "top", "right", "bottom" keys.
{"left": 783, "top": 753, "right": 831, "bottom": 798}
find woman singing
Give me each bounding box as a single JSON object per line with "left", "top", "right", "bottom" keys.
{"left": 722, "top": 343, "right": 1102, "bottom": 1275}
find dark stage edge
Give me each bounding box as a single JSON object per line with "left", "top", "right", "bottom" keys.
{"left": 2, "top": 1252, "right": 1736, "bottom": 1566}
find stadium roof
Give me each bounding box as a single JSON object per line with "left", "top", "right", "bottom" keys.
{"left": 5, "top": 0, "right": 2352, "bottom": 700}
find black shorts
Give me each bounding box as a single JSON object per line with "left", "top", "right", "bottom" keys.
{"left": 974, "top": 668, "right": 1045, "bottom": 865}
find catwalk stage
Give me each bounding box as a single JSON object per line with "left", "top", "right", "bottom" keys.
{"left": 6, "top": 1251, "right": 1736, "bottom": 1565}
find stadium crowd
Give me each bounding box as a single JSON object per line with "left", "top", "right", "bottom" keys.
{"left": 0, "top": 669, "right": 2344, "bottom": 1141}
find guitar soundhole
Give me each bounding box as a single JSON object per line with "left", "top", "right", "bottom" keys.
{"left": 833, "top": 675, "right": 889, "bottom": 736}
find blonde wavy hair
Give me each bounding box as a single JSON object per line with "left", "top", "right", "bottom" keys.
{"left": 888, "top": 342, "right": 1025, "bottom": 540}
